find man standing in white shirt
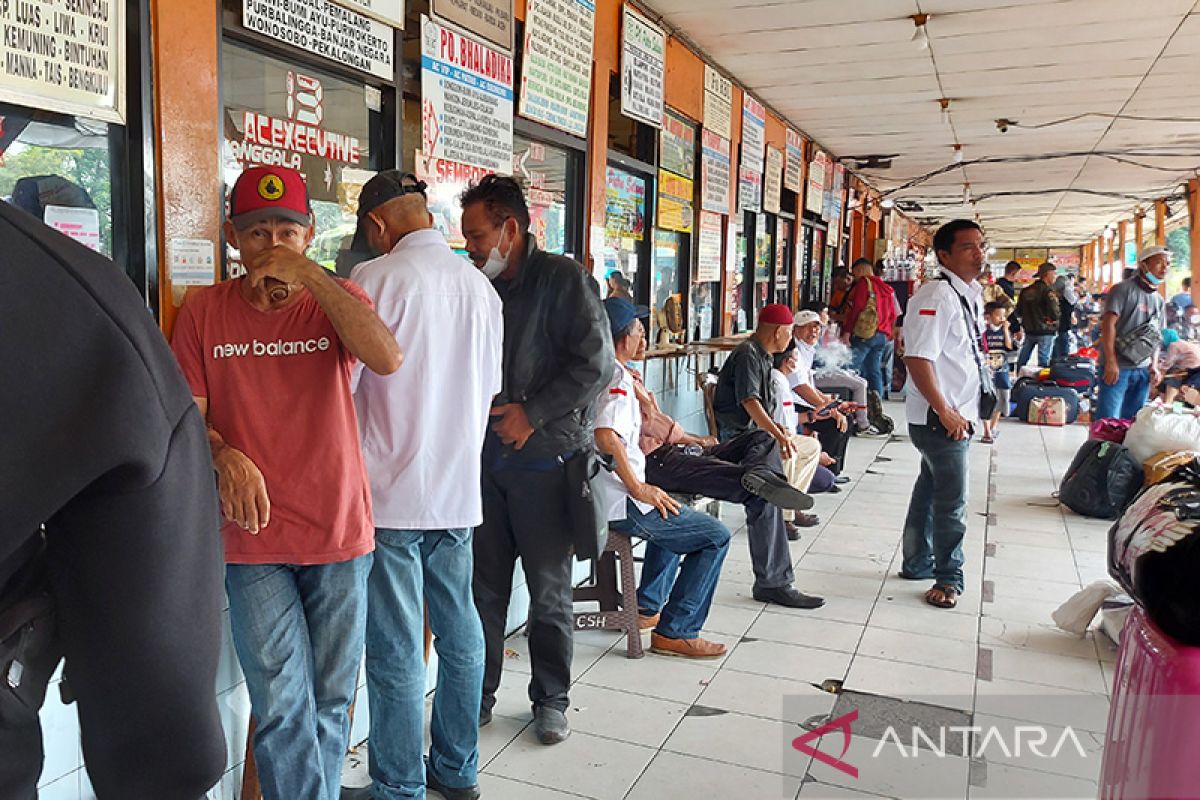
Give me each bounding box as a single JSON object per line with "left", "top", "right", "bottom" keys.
{"left": 350, "top": 172, "right": 503, "bottom": 800}
{"left": 898, "top": 220, "right": 989, "bottom": 610}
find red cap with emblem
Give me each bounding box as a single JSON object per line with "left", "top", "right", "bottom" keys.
{"left": 228, "top": 166, "right": 312, "bottom": 229}
{"left": 759, "top": 303, "right": 794, "bottom": 326}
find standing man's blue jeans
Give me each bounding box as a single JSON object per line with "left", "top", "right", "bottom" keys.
{"left": 610, "top": 499, "right": 730, "bottom": 639}
{"left": 1095, "top": 366, "right": 1151, "bottom": 421}
{"left": 850, "top": 332, "right": 888, "bottom": 396}
{"left": 226, "top": 554, "right": 372, "bottom": 800}
{"left": 365, "top": 528, "right": 484, "bottom": 799}
{"left": 1016, "top": 333, "right": 1055, "bottom": 369}
{"left": 900, "top": 424, "right": 970, "bottom": 593}
{"left": 1052, "top": 330, "right": 1073, "bottom": 360}
{"left": 881, "top": 337, "right": 896, "bottom": 398}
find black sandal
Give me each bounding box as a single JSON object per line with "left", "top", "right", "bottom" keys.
{"left": 925, "top": 585, "right": 960, "bottom": 609}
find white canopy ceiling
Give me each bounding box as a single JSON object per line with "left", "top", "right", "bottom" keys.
{"left": 644, "top": 0, "right": 1200, "bottom": 246}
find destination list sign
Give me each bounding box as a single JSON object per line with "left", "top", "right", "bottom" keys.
{"left": 0, "top": 0, "right": 123, "bottom": 122}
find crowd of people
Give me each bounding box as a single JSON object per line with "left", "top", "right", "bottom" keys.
{"left": 7, "top": 157, "right": 1196, "bottom": 800}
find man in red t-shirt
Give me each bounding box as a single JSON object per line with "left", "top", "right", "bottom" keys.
{"left": 170, "top": 166, "right": 401, "bottom": 800}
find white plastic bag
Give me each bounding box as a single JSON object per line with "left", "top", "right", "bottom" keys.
{"left": 1099, "top": 596, "right": 1135, "bottom": 646}
{"left": 1052, "top": 581, "right": 1123, "bottom": 636}
{"left": 1125, "top": 404, "right": 1200, "bottom": 463}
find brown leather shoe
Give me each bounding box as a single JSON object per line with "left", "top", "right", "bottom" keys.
{"left": 638, "top": 612, "right": 660, "bottom": 630}
{"left": 649, "top": 633, "right": 727, "bottom": 659}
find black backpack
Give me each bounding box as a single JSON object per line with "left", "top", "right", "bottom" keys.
{"left": 1059, "top": 439, "right": 1144, "bottom": 519}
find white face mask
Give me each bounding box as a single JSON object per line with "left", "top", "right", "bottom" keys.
{"left": 481, "top": 223, "right": 513, "bottom": 280}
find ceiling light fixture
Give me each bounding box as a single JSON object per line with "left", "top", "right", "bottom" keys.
{"left": 953, "top": 144, "right": 963, "bottom": 163}
{"left": 881, "top": 197, "right": 896, "bottom": 209}
{"left": 911, "top": 14, "right": 930, "bottom": 49}
{"left": 963, "top": 182, "right": 971, "bottom": 204}
{"left": 939, "top": 98, "right": 952, "bottom": 128}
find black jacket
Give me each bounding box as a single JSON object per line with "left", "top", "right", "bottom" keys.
{"left": 491, "top": 238, "right": 614, "bottom": 461}
{"left": 1016, "top": 281, "right": 1061, "bottom": 336}
{"left": 0, "top": 201, "right": 226, "bottom": 797}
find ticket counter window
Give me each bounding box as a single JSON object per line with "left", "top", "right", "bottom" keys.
{"left": 0, "top": 106, "right": 113, "bottom": 257}
{"left": 513, "top": 133, "right": 572, "bottom": 256}
{"left": 651, "top": 230, "right": 684, "bottom": 348}
{"left": 601, "top": 165, "right": 647, "bottom": 301}
{"left": 221, "top": 42, "right": 380, "bottom": 276}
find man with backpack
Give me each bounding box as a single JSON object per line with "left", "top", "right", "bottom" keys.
{"left": 843, "top": 258, "right": 898, "bottom": 397}
{"left": 1015, "top": 263, "right": 1061, "bottom": 369}
{"left": 1096, "top": 247, "right": 1169, "bottom": 420}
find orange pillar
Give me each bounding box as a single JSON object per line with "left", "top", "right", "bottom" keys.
{"left": 151, "top": 0, "right": 223, "bottom": 337}
{"left": 1190, "top": 179, "right": 1200, "bottom": 306}
{"left": 1134, "top": 210, "right": 1144, "bottom": 256}
{"left": 1155, "top": 200, "right": 1168, "bottom": 247}
{"left": 1117, "top": 220, "right": 1127, "bottom": 273}
{"left": 1103, "top": 236, "right": 1113, "bottom": 289}
{"left": 850, "top": 207, "right": 865, "bottom": 264}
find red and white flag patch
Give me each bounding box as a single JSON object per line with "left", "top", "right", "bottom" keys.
{"left": 918, "top": 308, "right": 937, "bottom": 317}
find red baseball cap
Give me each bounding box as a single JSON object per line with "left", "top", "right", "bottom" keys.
{"left": 228, "top": 166, "right": 311, "bottom": 229}
{"left": 759, "top": 303, "right": 793, "bottom": 326}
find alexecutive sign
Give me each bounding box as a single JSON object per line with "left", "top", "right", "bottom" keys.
{"left": 420, "top": 14, "right": 513, "bottom": 174}
{"left": 243, "top": 0, "right": 395, "bottom": 80}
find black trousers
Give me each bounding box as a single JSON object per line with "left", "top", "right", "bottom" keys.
{"left": 473, "top": 464, "right": 576, "bottom": 714}
{"left": 809, "top": 418, "right": 852, "bottom": 475}
{"left": 644, "top": 429, "right": 780, "bottom": 502}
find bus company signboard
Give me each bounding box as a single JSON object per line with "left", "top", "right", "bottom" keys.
{"left": 702, "top": 65, "right": 732, "bottom": 140}
{"left": 620, "top": 4, "right": 664, "bottom": 129}
{"left": 243, "top": 0, "right": 395, "bottom": 81}
{"left": 519, "top": 0, "right": 594, "bottom": 138}
{"left": 432, "top": 0, "right": 513, "bottom": 52}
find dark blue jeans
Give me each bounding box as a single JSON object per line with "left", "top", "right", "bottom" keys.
{"left": 1017, "top": 334, "right": 1055, "bottom": 369}
{"left": 901, "top": 424, "right": 970, "bottom": 593}
{"left": 611, "top": 499, "right": 730, "bottom": 639}
{"left": 850, "top": 332, "right": 888, "bottom": 396}
{"left": 1095, "top": 366, "right": 1150, "bottom": 421}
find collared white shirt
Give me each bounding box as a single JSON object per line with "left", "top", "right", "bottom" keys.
{"left": 788, "top": 340, "right": 817, "bottom": 409}
{"left": 351, "top": 228, "right": 503, "bottom": 529}
{"left": 593, "top": 363, "right": 656, "bottom": 522}
{"left": 771, "top": 369, "right": 800, "bottom": 431}
{"left": 903, "top": 268, "right": 985, "bottom": 425}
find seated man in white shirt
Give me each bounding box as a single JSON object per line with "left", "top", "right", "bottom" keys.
{"left": 595, "top": 298, "right": 732, "bottom": 659}
{"left": 789, "top": 311, "right": 859, "bottom": 477}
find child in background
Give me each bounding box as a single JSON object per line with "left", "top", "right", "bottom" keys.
{"left": 982, "top": 301, "right": 1014, "bottom": 444}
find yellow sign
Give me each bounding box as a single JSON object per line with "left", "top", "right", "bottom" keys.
{"left": 657, "top": 169, "right": 693, "bottom": 233}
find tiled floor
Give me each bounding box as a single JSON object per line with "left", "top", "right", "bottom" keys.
{"left": 351, "top": 406, "right": 1119, "bottom": 799}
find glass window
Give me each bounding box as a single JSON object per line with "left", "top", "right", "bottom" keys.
{"left": 729, "top": 219, "right": 748, "bottom": 333}
{"left": 776, "top": 218, "right": 791, "bottom": 306}
{"left": 650, "top": 229, "right": 684, "bottom": 347}
{"left": 220, "top": 42, "right": 380, "bottom": 276}
{"left": 0, "top": 106, "right": 113, "bottom": 256}
{"left": 601, "top": 165, "right": 647, "bottom": 298}
{"left": 753, "top": 214, "right": 773, "bottom": 317}
{"left": 513, "top": 133, "right": 570, "bottom": 256}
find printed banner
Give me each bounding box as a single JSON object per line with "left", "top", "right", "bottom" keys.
{"left": 696, "top": 210, "right": 722, "bottom": 282}
{"left": 244, "top": 0, "right": 395, "bottom": 80}
{"left": 700, "top": 129, "right": 731, "bottom": 215}
{"left": 620, "top": 5, "right": 664, "bottom": 129}
{"left": 763, "top": 146, "right": 783, "bottom": 215}
{"left": 420, "top": 15, "right": 513, "bottom": 174}
{"left": 741, "top": 93, "right": 766, "bottom": 172}
{"left": 660, "top": 109, "right": 696, "bottom": 179}
{"left": 431, "top": 0, "right": 511, "bottom": 50}
{"left": 657, "top": 169, "right": 693, "bottom": 233}
{"left": 518, "top": 0, "right": 594, "bottom": 138}
{"left": 605, "top": 166, "right": 645, "bottom": 241}
{"left": 738, "top": 165, "right": 762, "bottom": 213}
{"left": 0, "top": 0, "right": 125, "bottom": 122}
{"left": 702, "top": 64, "right": 732, "bottom": 140}
{"left": 784, "top": 129, "right": 804, "bottom": 193}
{"left": 806, "top": 149, "right": 827, "bottom": 215}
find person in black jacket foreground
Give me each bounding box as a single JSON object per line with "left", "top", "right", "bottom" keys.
{"left": 0, "top": 201, "right": 226, "bottom": 798}
{"left": 461, "top": 176, "right": 614, "bottom": 746}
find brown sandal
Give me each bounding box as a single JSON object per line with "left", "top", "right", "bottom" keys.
{"left": 925, "top": 585, "right": 960, "bottom": 609}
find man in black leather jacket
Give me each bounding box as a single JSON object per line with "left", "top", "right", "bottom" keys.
{"left": 0, "top": 201, "right": 226, "bottom": 798}
{"left": 460, "top": 176, "right": 614, "bottom": 746}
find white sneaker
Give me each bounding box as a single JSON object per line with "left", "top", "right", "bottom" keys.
{"left": 857, "top": 426, "right": 889, "bottom": 438}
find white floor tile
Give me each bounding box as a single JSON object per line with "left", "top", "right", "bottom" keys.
{"left": 577, "top": 649, "right": 719, "bottom": 705}
{"left": 866, "top": 601, "right": 981, "bottom": 642}
{"left": 663, "top": 712, "right": 813, "bottom": 778}
{"left": 804, "top": 725, "right": 972, "bottom": 798}
{"left": 984, "top": 645, "right": 1109, "bottom": 693}
{"left": 485, "top": 730, "right": 655, "bottom": 800}
{"left": 724, "top": 639, "right": 854, "bottom": 684}
{"left": 478, "top": 775, "right": 594, "bottom": 800}
{"left": 564, "top": 683, "right": 689, "bottom": 748}
{"left": 699, "top": 662, "right": 842, "bottom": 722}
{"left": 856, "top": 627, "right": 979, "bottom": 674}
{"left": 844, "top": 656, "right": 976, "bottom": 710}
{"left": 968, "top": 762, "right": 1098, "bottom": 799}
{"left": 627, "top": 751, "right": 803, "bottom": 800}
{"left": 747, "top": 612, "right": 867, "bottom": 654}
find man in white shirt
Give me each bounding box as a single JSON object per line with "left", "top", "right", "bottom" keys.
{"left": 898, "top": 219, "right": 988, "bottom": 610}
{"left": 350, "top": 172, "right": 503, "bottom": 800}
{"left": 789, "top": 311, "right": 858, "bottom": 476}
{"left": 595, "top": 298, "right": 731, "bottom": 659}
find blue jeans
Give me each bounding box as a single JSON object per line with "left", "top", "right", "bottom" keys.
{"left": 850, "top": 332, "right": 888, "bottom": 396}
{"left": 226, "top": 555, "right": 372, "bottom": 800}
{"left": 610, "top": 499, "right": 730, "bottom": 639}
{"left": 1052, "top": 331, "right": 1073, "bottom": 360}
{"left": 901, "top": 424, "right": 970, "bottom": 593}
{"left": 1017, "top": 333, "right": 1055, "bottom": 369}
{"left": 881, "top": 337, "right": 896, "bottom": 398}
{"left": 366, "top": 529, "right": 484, "bottom": 799}
{"left": 1095, "top": 366, "right": 1151, "bottom": 421}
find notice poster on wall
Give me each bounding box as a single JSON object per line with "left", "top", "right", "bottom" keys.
{"left": 784, "top": 129, "right": 804, "bottom": 193}
{"left": 519, "top": 0, "right": 594, "bottom": 138}
{"left": 700, "top": 129, "right": 731, "bottom": 215}
{"left": 0, "top": 0, "right": 125, "bottom": 123}
{"left": 605, "top": 166, "right": 645, "bottom": 241}
{"left": 763, "top": 146, "right": 783, "bottom": 215}
{"left": 620, "top": 6, "right": 665, "bottom": 129}
{"left": 44, "top": 205, "right": 101, "bottom": 251}
{"left": 431, "top": 0, "right": 512, "bottom": 51}
{"left": 741, "top": 94, "right": 766, "bottom": 172}
{"left": 657, "top": 169, "right": 693, "bottom": 233}
{"left": 702, "top": 65, "right": 732, "bottom": 141}
{"left": 244, "top": 0, "right": 395, "bottom": 80}
{"left": 738, "top": 165, "right": 762, "bottom": 213}
{"left": 660, "top": 110, "right": 696, "bottom": 179}
{"left": 697, "top": 210, "right": 722, "bottom": 282}
{"left": 806, "top": 150, "right": 827, "bottom": 215}
{"left": 168, "top": 238, "right": 217, "bottom": 287}
{"left": 420, "top": 15, "right": 513, "bottom": 174}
